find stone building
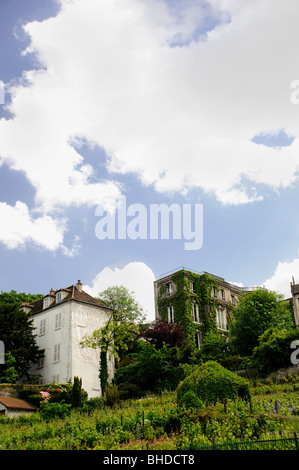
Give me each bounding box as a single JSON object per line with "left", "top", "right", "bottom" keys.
{"left": 21, "top": 281, "right": 114, "bottom": 398}
{"left": 290, "top": 277, "right": 299, "bottom": 326}
{"left": 154, "top": 267, "right": 258, "bottom": 349}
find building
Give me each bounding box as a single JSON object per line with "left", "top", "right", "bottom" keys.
{"left": 0, "top": 396, "right": 38, "bottom": 417}
{"left": 21, "top": 281, "right": 114, "bottom": 398}
{"left": 154, "top": 267, "right": 259, "bottom": 349}
{"left": 290, "top": 277, "right": 299, "bottom": 326}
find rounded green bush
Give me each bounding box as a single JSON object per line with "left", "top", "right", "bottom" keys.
{"left": 177, "top": 361, "right": 251, "bottom": 407}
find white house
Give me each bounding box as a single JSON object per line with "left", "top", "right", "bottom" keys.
{"left": 21, "top": 280, "right": 114, "bottom": 398}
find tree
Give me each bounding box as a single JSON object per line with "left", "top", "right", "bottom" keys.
{"left": 114, "top": 340, "right": 185, "bottom": 395}
{"left": 71, "top": 376, "right": 84, "bottom": 408}
{"left": 0, "top": 290, "right": 43, "bottom": 307}
{"left": 140, "top": 319, "right": 185, "bottom": 349}
{"left": 81, "top": 285, "right": 145, "bottom": 394}
{"left": 251, "top": 327, "right": 299, "bottom": 375}
{"left": 0, "top": 301, "right": 43, "bottom": 381}
{"left": 229, "top": 288, "right": 294, "bottom": 356}
{"left": 97, "top": 285, "right": 145, "bottom": 324}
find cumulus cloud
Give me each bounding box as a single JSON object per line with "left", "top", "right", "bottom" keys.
{"left": 1, "top": 0, "right": 299, "bottom": 249}
{"left": 0, "top": 201, "right": 66, "bottom": 251}
{"left": 84, "top": 262, "right": 156, "bottom": 321}
{"left": 263, "top": 259, "right": 299, "bottom": 298}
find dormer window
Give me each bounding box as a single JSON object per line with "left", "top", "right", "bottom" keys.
{"left": 56, "top": 292, "right": 62, "bottom": 303}
{"left": 43, "top": 297, "right": 50, "bottom": 309}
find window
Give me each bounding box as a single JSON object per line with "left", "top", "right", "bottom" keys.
{"left": 39, "top": 319, "right": 46, "bottom": 336}
{"left": 167, "top": 282, "right": 173, "bottom": 295}
{"left": 43, "top": 297, "right": 50, "bottom": 309}
{"left": 55, "top": 312, "right": 62, "bottom": 329}
{"left": 54, "top": 343, "right": 61, "bottom": 362}
{"left": 192, "top": 303, "right": 200, "bottom": 323}
{"left": 220, "top": 289, "right": 225, "bottom": 301}
{"left": 195, "top": 331, "right": 201, "bottom": 350}
{"left": 231, "top": 295, "right": 236, "bottom": 306}
{"left": 37, "top": 353, "right": 44, "bottom": 369}
{"left": 168, "top": 305, "right": 174, "bottom": 323}
{"left": 191, "top": 281, "right": 196, "bottom": 293}
{"left": 56, "top": 292, "right": 62, "bottom": 303}
{"left": 52, "top": 374, "right": 60, "bottom": 383}
{"left": 212, "top": 286, "right": 218, "bottom": 299}
{"left": 216, "top": 308, "right": 227, "bottom": 330}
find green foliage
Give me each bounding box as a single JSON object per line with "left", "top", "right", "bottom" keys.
{"left": 81, "top": 285, "right": 144, "bottom": 393}
{"left": 156, "top": 271, "right": 234, "bottom": 349}
{"left": 177, "top": 361, "right": 251, "bottom": 407}
{"left": 0, "top": 352, "right": 18, "bottom": 383}
{"left": 177, "top": 390, "right": 204, "bottom": 411}
{"left": 0, "top": 301, "right": 43, "bottom": 380}
{"left": 105, "top": 383, "right": 120, "bottom": 407}
{"left": 71, "top": 376, "right": 85, "bottom": 408}
{"left": 114, "top": 341, "right": 186, "bottom": 394}
{"left": 0, "top": 290, "right": 43, "bottom": 306}
{"left": 229, "top": 288, "right": 294, "bottom": 356}
{"left": 97, "top": 285, "right": 145, "bottom": 324}
{"left": 251, "top": 327, "right": 299, "bottom": 375}
{"left": 40, "top": 401, "right": 71, "bottom": 421}
{"left": 198, "top": 332, "right": 231, "bottom": 362}
{"left": 1, "top": 381, "right": 299, "bottom": 449}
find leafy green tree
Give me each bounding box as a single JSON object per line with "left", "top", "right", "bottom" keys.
{"left": 114, "top": 340, "right": 185, "bottom": 394}
{"left": 81, "top": 285, "right": 145, "bottom": 394}
{"left": 198, "top": 331, "right": 231, "bottom": 362}
{"left": 0, "top": 301, "right": 43, "bottom": 381}
{"left": 229, "top": 288, "right": 294, "bottom": 356}
{"left": 0, "top": 352, "right": 18, "bottom": 383}
{"left": 0, "top": 290, "right": 43, "bottom": 307}
{"left": 251, "top": 327, "right": 299, "bottom": 375}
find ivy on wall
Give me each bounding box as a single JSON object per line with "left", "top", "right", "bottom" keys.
{"left": 156, "top": 270, "right": 235, "bottom": 347}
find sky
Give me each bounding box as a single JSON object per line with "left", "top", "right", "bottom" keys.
{"left": 0, "top": 0, "right": 299, "bottom": 321}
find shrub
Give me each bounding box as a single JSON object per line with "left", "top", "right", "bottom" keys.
{"left": 40, "top": 401, "right": 71, "bottom": 421}
{"left": 71, "top": 376, "right": 84, "bottom": 408}
{"left": 164, "top": 414, "right": 182, "bottom": 435}
{"left": 105, "top": 383, "right": 120, "bottom": 407}
{"left": 177, "top": 390, "right": 203, "bottom": 411}
{"left": 176, "top": 361, "right": 251, "bottom": 407}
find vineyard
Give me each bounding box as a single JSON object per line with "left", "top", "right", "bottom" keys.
{"left": 1, "top": 374, "right": 299, "bottom": 450}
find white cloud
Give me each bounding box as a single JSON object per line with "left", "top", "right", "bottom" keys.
{"left": 1, "top": 0, "right": 299, "bottom": 248}
{"left": 84, "top": 262, "right": 156, "bottom": 322}
{"left": 263, "top": 259, "right": 299, "bottom": 298}
{"left": 0, "top": 201, "right": 66, "bottom": 251}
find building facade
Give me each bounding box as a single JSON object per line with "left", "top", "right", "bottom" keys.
{"left": 154, "top": 267, "right": 258, "bottom": 349}
{"left": 21, "top": 281, "right": 114, "bottom": 398}
{"left": 291, "top": 277, "right": 299, "bottom": 326}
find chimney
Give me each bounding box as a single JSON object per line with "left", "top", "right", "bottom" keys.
{"left": 76, "top": 280, "right": 82, "bottom": 292}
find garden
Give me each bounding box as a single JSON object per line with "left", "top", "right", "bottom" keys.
{"left": 1, "top": 364, "right": 299, "bottom": 450}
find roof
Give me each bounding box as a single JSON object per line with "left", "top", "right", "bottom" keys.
{"left": 22, "top": 281, "right": 112, "bottom": 315}
{"left": 0, "top": 396, "right": 38, "bottom": 411}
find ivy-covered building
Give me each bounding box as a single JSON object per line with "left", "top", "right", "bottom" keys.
{"left": 154, "top": 267, "right": 257, "bottom": 349}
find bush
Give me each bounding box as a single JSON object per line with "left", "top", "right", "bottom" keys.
{"left": 105, "top": 383, "right": 120, "bottom": 407}
{"left": 176, "top": 361, "right": 251, "bottom": 407}
{"left": 164, "top": 414, "right": 182, "bottom": 435}
{"left": 177, "top": 390, "right": 203, "bottom": 411}
{"left": 40, "top": 401, "right": 71, "bottom": 421}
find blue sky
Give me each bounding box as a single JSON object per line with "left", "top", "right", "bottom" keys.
{"left": 0, "top": 0, "right": 299, "bottom": 320}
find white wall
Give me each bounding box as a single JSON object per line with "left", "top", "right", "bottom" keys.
{"left": 31, "top": 300, "right": 114, "bottom": 398}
